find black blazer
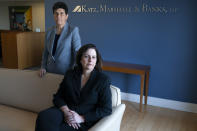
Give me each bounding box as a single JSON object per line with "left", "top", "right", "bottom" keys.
{"left": 53, "top": 68, "right": 112, "bottom": 127}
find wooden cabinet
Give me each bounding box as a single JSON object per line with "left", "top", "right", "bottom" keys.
{"left": 1, "top": 31, "right": 44, "bottom": 69}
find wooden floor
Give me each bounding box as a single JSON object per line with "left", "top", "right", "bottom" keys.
{"left": 120, "top": 101, "right": 197, "bottom": 131}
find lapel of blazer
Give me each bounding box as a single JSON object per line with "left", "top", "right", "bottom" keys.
{"left": 72, "top": 69, "right": 82, "bottom": 98}
{"left": 71, "top": 69, "right": 98, "bottom": 104}
{"left": 80, "top": 69, "right": 97, "bottom": 96}
{"left": 47, "top": 26, "right": 56, "bottom": 60}
{"left": 54, "top": 23, "right": 69, "bottom": 58}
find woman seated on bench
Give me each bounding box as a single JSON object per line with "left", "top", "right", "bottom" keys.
{"left": 35, "top": 44, "right": 112, "bottom": 131}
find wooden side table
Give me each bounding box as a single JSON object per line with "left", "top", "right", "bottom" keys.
{"left": 102, "top": 61, "right": 150, "bottom": 112}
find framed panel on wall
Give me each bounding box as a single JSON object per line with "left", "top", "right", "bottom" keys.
{"left": 9, "top": 6, "right": 32, "bottom": 31}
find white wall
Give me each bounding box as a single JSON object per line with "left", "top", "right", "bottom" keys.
{"left": 0, "top": 1, "right": 45, "bottom": 32}
{"left": 0, "top": 3, "right": 9, "bottom": 30}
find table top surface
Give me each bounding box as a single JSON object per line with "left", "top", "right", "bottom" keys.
{"left": 103, "top": 61, "right": 151, "bottom": 71}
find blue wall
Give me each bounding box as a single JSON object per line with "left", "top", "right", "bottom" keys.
{"left": 45, "top": 0, "right": 197, "bottom": 104}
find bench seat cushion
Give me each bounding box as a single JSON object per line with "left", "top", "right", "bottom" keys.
{"left": 0, "top": 104, "right": 37, "bottom": 131}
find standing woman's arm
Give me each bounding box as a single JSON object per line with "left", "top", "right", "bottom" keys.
{"left": 72, "top": 27, "right": 81, "bottom": 56}
{"left": 40, "top": 32, "right": 49, "bottom": 77}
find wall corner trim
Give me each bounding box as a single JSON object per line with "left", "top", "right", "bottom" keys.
{"left": 121, "top": 92, "right": 197, "bottom": 113}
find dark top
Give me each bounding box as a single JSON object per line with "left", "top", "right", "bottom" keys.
{"left": 53, "top": 68, "right": 112, "bottom": 128}
{"left": 52, "top": 34, "right": 60, "bottom": 56}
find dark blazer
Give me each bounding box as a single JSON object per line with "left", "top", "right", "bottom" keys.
{"left": 41, "top": 23, "right": 81, "bottom": 75}
{"left": 53, "top": 68, "right": 112, "bottom": 128}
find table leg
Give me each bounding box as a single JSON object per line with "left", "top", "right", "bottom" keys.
{"left": 145, "top": 71, "right": 150, "bottom": 105}
{"left": 140, "top": 74, "right": 145, "bottom": 112}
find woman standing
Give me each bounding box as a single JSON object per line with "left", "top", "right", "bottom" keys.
{"left": 40, "top": 2, "right": 81, "bottom": 76}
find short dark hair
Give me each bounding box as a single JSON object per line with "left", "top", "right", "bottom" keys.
{"left": 76, "top": 44, "right": 103, "bottom": 72}
{"left": 53, "top": 2, "right": 68, "bottom": 14}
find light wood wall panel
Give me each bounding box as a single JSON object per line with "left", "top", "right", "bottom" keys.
{"left": 17, "top": 32, "right": 44, "bottom": 69}
{"left": 1, "top": 31, "right": 44, "bottom": 69}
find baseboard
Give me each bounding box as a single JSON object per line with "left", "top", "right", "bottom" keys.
{"left": 121, "top": 92, "right": 197, "bottom": 113}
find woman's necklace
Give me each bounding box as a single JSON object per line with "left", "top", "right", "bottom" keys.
{"left": 81, "top": 74, "right": 90, "bottom": 89}
{"left": 56, "top": 26, "right": 63, "bottom": 35}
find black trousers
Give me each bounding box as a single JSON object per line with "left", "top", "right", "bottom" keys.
{"left": 35, "top": 107, "right": 87, "bottom": 131}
